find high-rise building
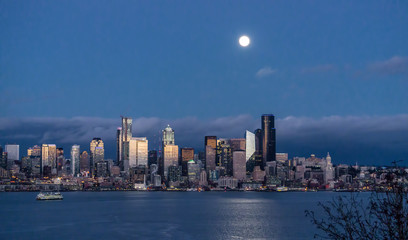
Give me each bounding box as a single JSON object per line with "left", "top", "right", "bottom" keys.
{"left": 162, "top": 144, "right": 179, "bottom": 179}
{"left": 71, "top": 145, "right": 80, "bottom": 176}
{"left": 216, "top": 139, "right": 233, "bottom": 176}
{"left": 28, "top": 145, "right": 41, "bottom": 157}
{"left": 116, "top": 127, "right": 122, "bottom": 165}
{"left": 121, "top": 117, "right": 132, "bottom": 171}
{"left": 181, "top": 148, "right": 194, "bottom": 176}
{"left": 90, "top": 138, "right": 104, "bottom": 174}
{"left": 205, "top": 136, "right": 217, "bottom": 172}
{"left": 229, "top": 138, "right": 246, "bottom": 151}
{"left": 168, "top": 165, "right": 182, "bottom": 183}
{"left": 233, "top": 151, "right": 246, "bottom": 181}
{"left": 262, "top": 114, "right": 276, "bottom": 166}
{"left": 187, "top": 160, "right": 200, "bottom": 183}
{"left": 41, "top": 144, "right": 56, "bottom": 173}
{"left": 245, "top": 130, "right": 255, "bottom": 162}
{"left": 162, "top": 125, "right": 175, "bottom": 145}
{"left": 56, "top": 148, "right": 64, "bottom": 173}
{"left": 5, "top": 144, "right": 19, "bottom": 161}
{"left": 129, "top": 137, "right": 148, "bottom": 168}
{"left": 80, "top": 151, "right": 90, "bottom": 173}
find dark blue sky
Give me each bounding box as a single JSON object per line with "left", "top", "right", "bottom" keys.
{"left": 1, "top": 1, "right": 407, "bottom": 118}
{"left": 1, "top": 1, "right": 408, "bottom": 165}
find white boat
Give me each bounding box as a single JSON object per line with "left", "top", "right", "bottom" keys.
{"left": 277, "top": 187, "right": 288, "bottom": 192}
{"left": 36, "top": 192, "right": 63, "bottom": 201}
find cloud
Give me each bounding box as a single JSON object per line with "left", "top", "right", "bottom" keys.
{"left": 0, "top": 115, "right": 407, "bottom": 166}
{"left": 255, "top": 67, "right": 276, "bottom": 78}
{"left": 367, "top": 56, "right": 408, "bottom": 76}
{"left": 300, "top": 64, "right": 337, "bottom": 74}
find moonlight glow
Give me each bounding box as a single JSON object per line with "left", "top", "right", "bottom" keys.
{"left": 239, "top": 35, "right": 250, "bottom": 47}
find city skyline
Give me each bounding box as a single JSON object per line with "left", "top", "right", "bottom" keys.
{"left": 1, "top": 1, "right": 407, "bottom": 165}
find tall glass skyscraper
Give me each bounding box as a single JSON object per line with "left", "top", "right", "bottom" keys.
{"left": 71, "top": 145, "right": 80, "bottom": 176}
{"left": 262, "top": 114, "right": 276, "bottom": 167}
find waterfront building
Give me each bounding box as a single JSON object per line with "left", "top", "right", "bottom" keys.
{"left": 80, "top": 151, "right": 90, "bottom": 173}
{"left": 252, "top": 166, "right": 266, "bottom": 182}
{"left": 218, "top": 176, "right": 238, "bottom": 189}
{"left": 71, "top": 145, "right": 80, "bottom": 176}
{"left": 187, "top": 160, "right": 200, "bottom": 183}
{"left": 216, "top": 139, "right": 232, "bottom": 176}
{"left": 205, "top": 136, "right": 217, "bottom": 172}
{"left": 245, "top": 131, "right": 255, "bottom": 162}
{"left": 262, "top": 114, "right": 276, "bottom": 166}
{"left": 162, "top": 144, "right": 179, "bottom": 179}
{"left": 56, "top": 148, "right": 64, "bottom": 173}
{"left": 168, "top": 165, "right": 182, "bottom": 184}
{"left": 90, "top": 138, "right": 104, "bottom": 174}
{"left": 233, "top": 150, "right": 246, "bottom": 181}
{"left": 129, "top": 137, "right": 148, "bottom": 168}
{"left": 5, "top": 144, "right": 19, "bottom": 161}
{"left": 254, "top": 129, "right": 263, "bottom": 168}
{"left": 116, "top": 127, "right": 122, "bottom": 165}
{"left": 41, "top": 144, "right": 56, "bottom": 174}
{"left": 181, "top": 148, "right": 194, "bottom": 176}
{"left": 121, "top": 116, "right": 132, "bottom": 171}
{"left": 199, "top": 170, "right": 208, "bottom": 186}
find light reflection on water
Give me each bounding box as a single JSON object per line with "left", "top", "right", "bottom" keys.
{"left": 0, "top": 191, "right": 361, "bottom": 239}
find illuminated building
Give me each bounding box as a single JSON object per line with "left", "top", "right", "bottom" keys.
{"left": 80, "top": 151, "right": 90, "bottom": 172}
{"left": 129, "top": 137, "right": 148, "bottom": 168}
{"left": 216, "top": 139, "right": 232, "bottom": 176}
{"left": 27, "top": 145, "right": 41, "bottom": 157}
{"left": 254, "top": 129, "right": 263, "bottom": 168}
{"left": 181, "top": 148, "right": 194, "bottom": 176}
{"left": 262, "top": 114, "right": 276, "bottom": 166}
{"left": 90, "top": 138, "right": 104, "bottom": 174}
{"left": 187, "top": 160, "right": 200, "bottom": 182}
{"left": 162, "top": 124, "right": 175, "bottom": 145}
{"left": 116, "top": 127, "right": 122, "bottom": 165}
{"left": 71, "top": 145, "right": 80, "bottom": 176}
{"left": 276, "top": 153, "right": 288, "bottom": 163}
{"left": 245, "top": 131, "right": 255, "bottom": 161}
{"left": 233, "top": 150, "right": 246, "bottom": 181}
{"left": 41, "top": 144, "right": 56, "bottom": 174}
{"left": 162, "top": 144, "right": 179, "bottom": 179}
{"left": 121, "top": 117, "right": 132, "bottom": 172}
{"left": 5, "top": 144, "right": 19, "bottom": 161}
{"left": 168, "top": 165, "right": 182, "bottom": 183}
{"left": 205, "top": 136, "right": 217, "bottom": 171}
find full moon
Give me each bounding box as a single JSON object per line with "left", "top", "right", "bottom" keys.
{"left": 239, "top": 35, "right": 250, "bottom": 47}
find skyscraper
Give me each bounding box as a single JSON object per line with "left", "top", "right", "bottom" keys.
{"left": 233, "top": 150, "right": 246, "bottom": 181}
{"left": 129, "top": 137, "right": 148, "bottom": 168}
{"left": 80, "top": 151, "right": 90, "bottom": 173}
{"left": 216, "top": 139, "right": 233, "bottom": 176}
{"left": 162, "top": 125, "right": 175, "bottom": 145}
{"left": 245, "top": 130, "right": 255, "bottom": 162}
{"left": 90, "top": 138, "right": 104, "bottom": 174}
{"left": 41, "top": 144, "right": 56, "bottom": 173}
{"left": 262, "top": 114, "right": 276, "bottom": 167}
{"left": 162, "top": 144, "right": 179, "bottom": 179}
{"left": 56, "top": 148, "right": 64, "bottom": 173}
{"left": 116, "top": 127, "right": 122, "bottom": 165}
{"left": 71, "top": 145, "right": 80, "bottom": 176}
{"left": 121, "top": 117, "right": 132, "bottom": 171}
{"left": 5, "top": 144, "right": 19, "bottom": 161}
{"left": 205, "top": 136, "right": 217, "bottom": 172}
{"left": 181, "top": 148, "right": 194, "bottom": 176}
{"left": 148, "top": 150, "right": 158, "bottom": 166}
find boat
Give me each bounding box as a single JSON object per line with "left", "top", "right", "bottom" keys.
{"left": 276, "top": 187, "right": 288, "bottom": 192}
{"left": 36, "top": 192, "right": 63, "bottom": 201}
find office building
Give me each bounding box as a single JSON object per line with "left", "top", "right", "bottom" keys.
{"left": 245, "top": 130, "right": 255, "bottom": 162}
{"left": 162, "top": 124, "right": 175, "bottom": 145}
{"left": 233, "top": 150, "right": 246, "bottom": 181}
{"left": 70, "top": 145, "right": 80, "bottom": 176}
{"left": 148, "top": 150, "right": 158, "bottom": 166}
{"left": 129, "top": 137, "right": 148, "bottom": 168}
{"left": 121, "top": 116, "right": 132, "bottom": 171}
{"left": 162, "top": 144, "right": 179, "bottom": 179}
{"left": 262, "top": 114, "right": 276, "bottom": 166}
{"left": 205, "top": 136, "right": 217, "bottom": 171}
{"left": 5, "top": 144, "right": 19, "bottom": 161}
{"left": 181, "top": 148, "right": 194, "bottom": 176}
{"left": 229, "top": 138, "right": 245, "bottom": 151}
{"left": 187, "top": 160, "right": 200, "bottom": 183}
{"left": 41, "top": 144, "right": 56, "bottom": 173}
{"left": 216, "top": 139, "right": 232, "bottom": 176}
{"left": 90, "top": 138, "right": 104, "bottom": 174}
{"left": 276, "top": 153, "right": 288, "bottom": 163}
{"left": 116, "top": 127, "right": 122, "bottom": 165}
{"left": 80, "top": 151, "right": 90, "bottom": 173}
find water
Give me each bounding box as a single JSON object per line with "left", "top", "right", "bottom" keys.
{"left": 0, "top": 191, "right": 358, "bottom": 239}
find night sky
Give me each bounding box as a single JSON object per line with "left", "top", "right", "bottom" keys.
{"left": 1, "top": 1, "right": 407, "bottom": 165}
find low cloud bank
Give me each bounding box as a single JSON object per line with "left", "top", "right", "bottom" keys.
{"left": 1, "top": 114, "right": 407, "bottom": 166}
